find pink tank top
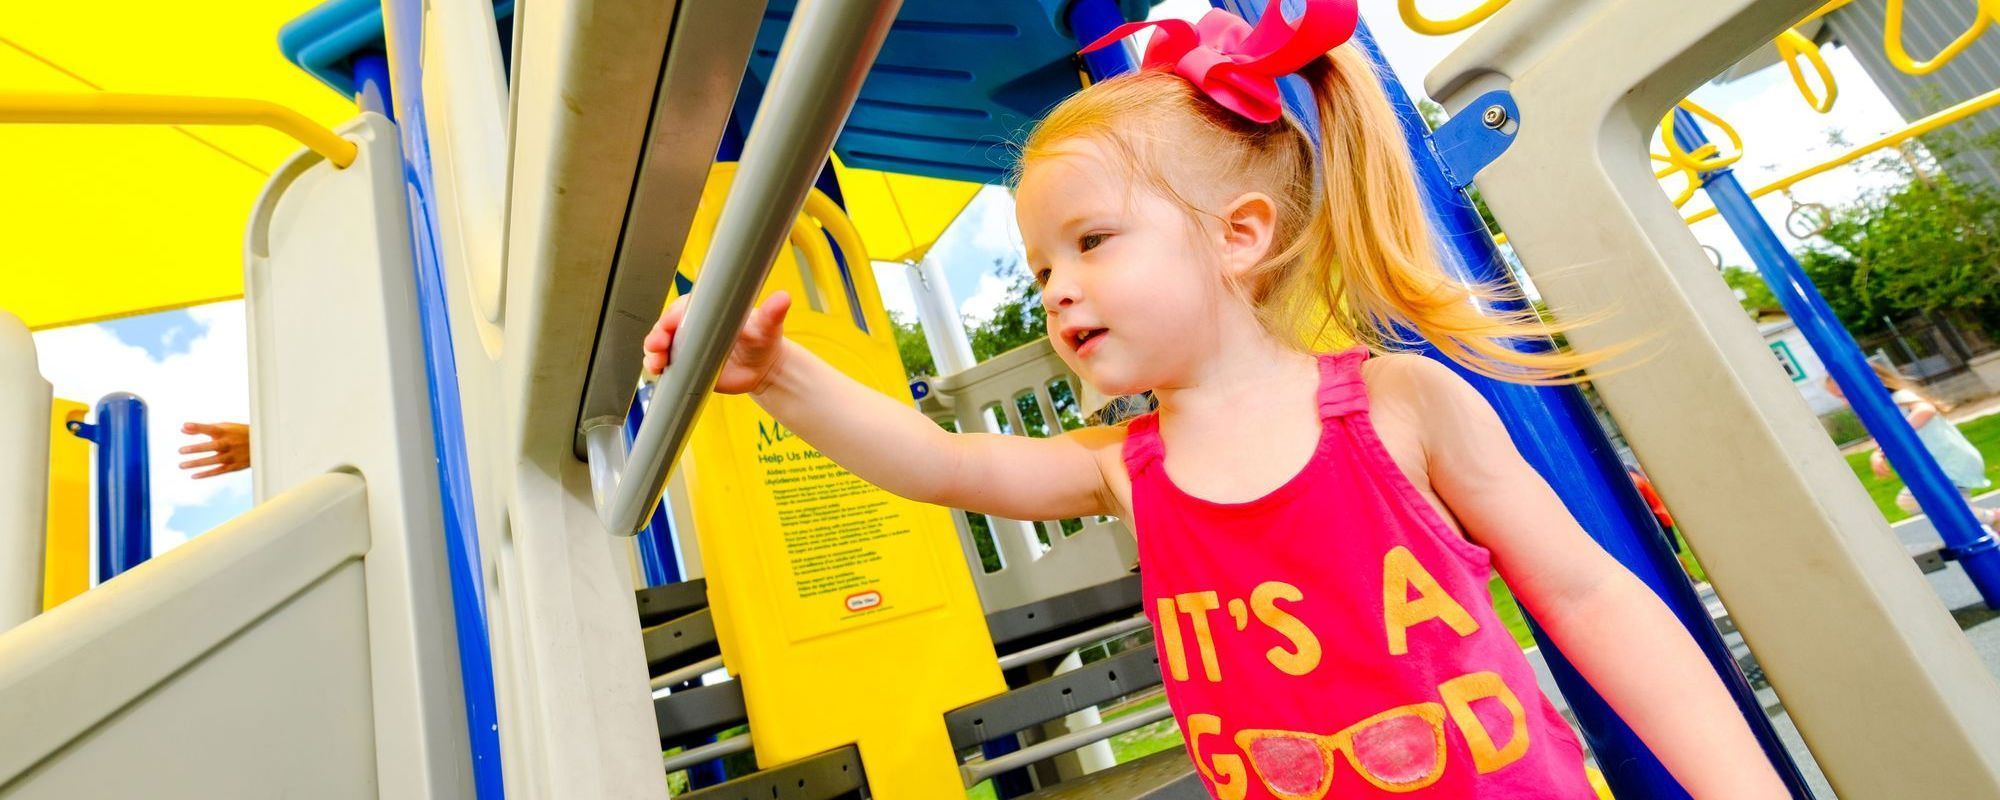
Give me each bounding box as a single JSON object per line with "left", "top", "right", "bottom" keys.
{"left": 1124, "top": 347, "right": 1594, "bottom": 799}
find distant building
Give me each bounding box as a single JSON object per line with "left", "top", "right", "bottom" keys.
{"left": 1759, "top": 315, "right": 1848, "bottom": 415}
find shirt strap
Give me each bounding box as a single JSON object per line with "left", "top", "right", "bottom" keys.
{"left": 1120, "top": 412, "right": 1165, "bottom": 476}
{"left": 1318, "top": 346, "right": 1372, "bottom": 419}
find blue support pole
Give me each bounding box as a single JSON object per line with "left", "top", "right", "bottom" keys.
{"left": 625, "top": 385, "right": 684, "bottom": 587}
{"left": 1067, "top": 0, "right": 1138, "bottom": 80}
{"left": 372, "top": 14, "right": 508, "bottom": 798}
{"left": 69, "top": 393, "right": 151, "bottom": 582}
{"left": 353, "top": 52, "right": 392, "bottom": 119}
{"left": 1350, "top": 27, "right": 1810, "bottom": 800}
{"left": 1673, "top": 109, "right": 2000, "bottom": 608}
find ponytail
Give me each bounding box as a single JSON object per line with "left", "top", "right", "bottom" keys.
{"left": 1277, "top": 47, "right": 1599, "bottom": 383}
{"left": 1021, "top": 44, "right": 1608, "bottom": 385}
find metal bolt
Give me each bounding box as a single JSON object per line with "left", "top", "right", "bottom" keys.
{"left": 1481, "top": 105, "right": 1510, "bottom": 129}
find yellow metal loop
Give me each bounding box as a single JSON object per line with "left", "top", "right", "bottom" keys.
{"left": 1397, "top": 0, "right": 1512, "bottom": 36}
{"left": 1776, "top": 28, "right": 1839, "bottom": 113}
{"left": 1651, "top": 152, "right": 1701, "bottom": 209}
{"left": 1681, "top": 86, "right": 2000, "bottom": 225}
{"left": 1884, "top": 0, "right": 1996, "bottom": 75}
{"left": 1659, "top": 100, "right": 1742, "bottom": 174}
{"left": 0, "top": 92, "right": 357, "bottom": 168}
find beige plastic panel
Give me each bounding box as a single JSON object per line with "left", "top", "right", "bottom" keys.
{"left": 0, "top": 473, "right": 375, "bottom": 798}
{"left": 246, "top": 113, "right": 472, "bottom": 797}
{"left": 438, "top": 0, "right": 757, "bottom": 796}
{"left": 0, "top": 312, "right": 50, "bottom": 634}
{"left": 926, "top": 339, "right": 1137, "bottom": 611}
{"left": 1426, "top": 0, "right": 2000, "bottom": 794}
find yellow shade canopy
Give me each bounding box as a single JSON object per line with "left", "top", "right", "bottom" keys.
{"left": 0, "top": 2, "right": 357, "bottom": 331}
{"left": 831, "top": 160, "right": 983, "bottom": 264}
{"left": 0, "top": 3, "right": 985, "bottom": 331}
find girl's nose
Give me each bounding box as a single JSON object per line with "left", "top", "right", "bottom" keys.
{"left": 1041, "top": 269, "right": 1080, "bottom": 312}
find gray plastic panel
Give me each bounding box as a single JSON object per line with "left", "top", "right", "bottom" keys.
{"left": 1020, "top": 748, "right": 1204, "bottom": 800}
{"left": 986, "top": 575, "right": 1142, "bottom": 653}
{"left": 945, "top": 648, "right": 1161, "bottom": 749}
{"left": 643, "top": 608, "right": 720, "bottom": 677}
{"left": 635, "top": 579, "right": 709, "bottom": 628}
{"left": 680, "top": 745, "right": 865, "bottom": 800}
{"left": 654, "top": 680, "right": 748, "bottom": 750}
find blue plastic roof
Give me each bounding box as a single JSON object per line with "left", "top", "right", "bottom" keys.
{"left": 739, "top": 0, "right": 1158, "bottom": 184}
{"left": 280, "top": 0, "right": 515, "bottom": 98}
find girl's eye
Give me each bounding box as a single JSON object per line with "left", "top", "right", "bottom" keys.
{"left": 1079, "top": 232, "right": 1108, "bottom": 252}
{"left": 1034, "top": 268, "right": 1052, "bottom": 286}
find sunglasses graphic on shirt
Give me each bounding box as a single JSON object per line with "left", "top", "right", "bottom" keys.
{"left": 1230, "top": 672, "right": 1533, "bottom": 798}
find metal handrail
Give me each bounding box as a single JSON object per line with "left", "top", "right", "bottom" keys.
{"left": 959, "top": 704, "right": 1174, "bottom": 786}
{"left": 996, "top": 615, "right": 1151, "bottom": 671}
{"left": 661, "top": 735, "right": 755, "bottom": 774}
{"left": 591, "top": 0, "right": 903, "bottom": 535}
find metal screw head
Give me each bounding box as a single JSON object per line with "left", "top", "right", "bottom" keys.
{"left": 1481, "top": 105, "right": 1510, "bottom": 129}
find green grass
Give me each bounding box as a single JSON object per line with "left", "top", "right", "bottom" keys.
{"left": 1843, "top": 413, "right": 2000, "bottom": 523}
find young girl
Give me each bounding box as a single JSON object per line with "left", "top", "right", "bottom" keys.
{"left": 644, "top": 2, "right": 1788, "bottom": 796}
{"left": 1827, "top": 363, "right": 1997, "bottom": 532}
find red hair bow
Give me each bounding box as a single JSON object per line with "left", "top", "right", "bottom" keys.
{"left": 1079, "top": 0, "right": 1359, "bottom": 124}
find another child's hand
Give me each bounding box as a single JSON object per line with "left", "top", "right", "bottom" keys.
{"left": 1870, "top": 449, "right": 1893, "bottom": 479}
{"left": 179, "top": 422, "right": 250, "bottom": 479}
{"left": 642, "top": 291, "right": 793, "bottom": 394}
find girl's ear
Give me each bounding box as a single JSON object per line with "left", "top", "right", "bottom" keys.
{"left": 1217, "top": 192, "right": 1279, "bottom": 282}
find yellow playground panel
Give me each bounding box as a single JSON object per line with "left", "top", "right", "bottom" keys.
{"left": 675, "top": 163, "right": 1005, "bottom": 798}
{"left": 42, "top": 399, "right": 87, "bottom": 611}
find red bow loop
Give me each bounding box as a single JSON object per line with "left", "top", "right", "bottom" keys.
{"left": 1078, "top": 0, "right": 1359, "bottom": 124}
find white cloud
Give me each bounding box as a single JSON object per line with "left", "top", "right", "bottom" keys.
{"left": 959, "top": 272, "right": 1015, "bottom": 324}
{"left": 33, "top": 301, "right": 253, "bottom": 558}
{"left": 873, "top": 260, "right": 920, "bottom": 322}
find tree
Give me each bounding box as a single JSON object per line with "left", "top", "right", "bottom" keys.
{"left": 967, "top": 255, "right": 1049, "bottom": 361}
{"left": 889, "top": 311, "right": 936, "bottom": 378}
{"left": 1801, "top": 152, "right": 2000, "bottom": 337}
{"left": 1721, "top": 265, "right": 1782, "bottom": 318}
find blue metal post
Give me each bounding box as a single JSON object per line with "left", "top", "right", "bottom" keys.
{"left": 1067, "top": 0, "right": 1138, "bottom": 80}
{"left": 353, "top": 52, "right": 392, "bottom": 118}
{"left": 69, "top": 393, "right": 151, "bottom": 582}
{"left": 1673, "top": 108, "right": 2000, "bottom": 607}
{"left": 374, "top": 12, "right": 508, "bottom": 798}
{"left": 625, "top": 385, "right": 683, "bottom": 587}
{"left": 1353, "top": 27, "right": 1810, "bottom": 799}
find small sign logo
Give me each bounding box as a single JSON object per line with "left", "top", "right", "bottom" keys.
{"left": 845, "top": 590, "right": 883, "bottom": 612}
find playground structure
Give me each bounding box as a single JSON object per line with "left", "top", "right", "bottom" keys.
{"left": 2, "top": 0, "right": 2000, "bottom": 799}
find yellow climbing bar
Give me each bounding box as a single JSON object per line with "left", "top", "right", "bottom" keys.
{"left": 1776, "top": 28, "right": 1838, "bottom": 113}
{"left": 1398, "top": 0, "right": 1510, "bottom": 36}
{"left": 0, "top": 92, "right": 356, "bottom": 168}
{"left": 1683, "top": 85, "right": 2000, "bottom": 225}
{"left": 1659, "top": 99, "right": 1742, "bottom": 173}
{"left": 1884, "top": 0, "right": 1997, "bottom": 75}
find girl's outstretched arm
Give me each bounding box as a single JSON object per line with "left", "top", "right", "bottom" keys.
{"left": 644, "top": 292, "right": 1125, "bottom": 523}
{"left": 1374, "top": 355, "right": 1789, "bottom": 799}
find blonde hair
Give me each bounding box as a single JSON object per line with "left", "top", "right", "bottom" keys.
{"left": 1017, "top": 45, "right": 1596, "bottom": 383}
{"left": 1870, "top": 361, "right": 1951, "bottom": 411}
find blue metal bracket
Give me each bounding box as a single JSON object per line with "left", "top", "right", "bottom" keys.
{"left": 1430, "top": 90, "right": 1519, "bottom": 190}
{"left": 1941, "top": 533, "right": 2000, "bottom": 562}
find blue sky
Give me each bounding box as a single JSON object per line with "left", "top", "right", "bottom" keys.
{"left": 97, "top": 309, "right": 206, "bottom": 360}
{"left": 33, "top": 1, "right": 1930, "bottom": 554}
